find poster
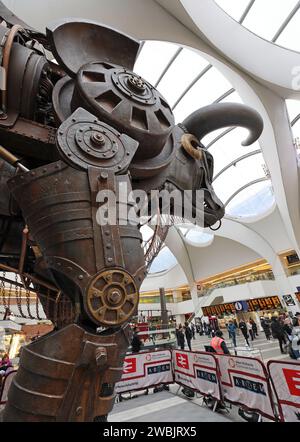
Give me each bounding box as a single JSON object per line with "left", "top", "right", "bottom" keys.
{"left": 268, "top": 360, "right": 300, "bottom": 422}
{"left": 215, "top": 354, "right": 275, "bottom": 420}
{"left": 173, "top": 350, "right": 221, "bottom": 401}
{"left": 115, "top": 350, "right": 173, "bottom": 393}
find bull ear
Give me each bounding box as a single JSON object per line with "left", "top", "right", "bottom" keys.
{"left": 46, "top": 19, "right": 141, "bottom": 77}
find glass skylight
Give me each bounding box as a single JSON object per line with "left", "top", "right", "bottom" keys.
{"left": 134, "top": 40, "right": 274, "bottom": 224}
{"left": 214, "top": 0, "right": 300, "bottom": 52}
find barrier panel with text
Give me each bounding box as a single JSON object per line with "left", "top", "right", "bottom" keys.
{"left": 215, "top": 354, "right": 276, "bottom": 420}
{"left": 267, "top": 360, "right": 300, "bottom": 422}
{"left": 115, "top": 349, "right": 173, "bottom": 394}
{"left": 172, "top": 350, "right": 222, "bottom": 401}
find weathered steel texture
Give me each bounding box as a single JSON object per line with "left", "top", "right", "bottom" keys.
{"left": 46, "top": 19, "right": 141, "bottom": 77}
{"left": 71, "top": 62, "right": 174, "bottom": 160}
{"left": 2, "top": 323, "right": 131, "bottom": 422}
{"left": 0, "top": 10, "right": 264, "bottom": 422}
{"left": 7, "top": 160, "right": 145, "bottom": 327}
{"left": 56, "top": 107, "right": 139, "bottom": 172}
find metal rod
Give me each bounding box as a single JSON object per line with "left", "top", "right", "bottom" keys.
{"left": 213, "top": 149, "right": 262, "bottom": 181}
{"left": 239, "top": 0, "right": 256, "bottom": 24}
{"left": 155, "top": 47, "right": 183, "bottom": 88}
{"left": 272, "top": 1, "right": 300, "bottom": 42}
{"left": 224, "top": 177, "right": 269, "bottom": 207}
{"left": 0, "top": 145, "right": 29, "bottom": 172}
{"left": 172, "top": 64, "right": 212, "bottom": 111}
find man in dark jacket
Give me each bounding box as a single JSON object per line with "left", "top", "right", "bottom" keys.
{"left": 131, "top": 326, "right": 142, "bottom": 353}
{"left": 177, "top": 324, "right": 185, "bottom": 350}
{"left": 239, "top": 320, "right": 250, "bottom": 346}
{"left": 271, "top": 316, "right": 286, "bottom": 354}
{"left": 184, "top": 322, "right": 193, "bottom": 351}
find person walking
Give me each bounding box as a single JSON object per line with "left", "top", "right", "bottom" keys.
{"left": 177, "top": 324, "right": 185, "bottom": 350}
{"left": 210, "top": 330, "right": 230, "bottom": 354}
{"left": 227, "top": 320, "right": 237, "bottom": 347}
{"left": 271, "top": 316, "right": 287, "bottom": 354}
{"left": 292, "top": 312, "right": 300, "bottom": 327}
{"left": 247, "top": 320, "right": 254, "bottom": 341}
{"left": 239, "top": 320, "right": 250, "bottom": 346}
{"left": 250, "top": 318, "right": 258, "bottom": 337}
{"left": 291, "top": 328, "right": 300, "bottom": 360}
{"left": 184, "top": 322, "right": 193, "bottom": 351}
{"left": 261, "top": 317, "right": 271, "bottom": 340}
{"left": 191, "top": 323, "right": 196, "bottom": 340}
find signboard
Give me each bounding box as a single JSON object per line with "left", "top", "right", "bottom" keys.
{"left": 173, "top": 350, "right": 221, "bottom": 401}
{"left": 214, "top": 354, "right": 275, "bottom": 420}
{"left": 115, "top": 350, "right": 173, "bottom": 394}
{"left": 282, "top": 295, "right": 296, "bottom": 307}
{"left": 202, "top": 296, "right": 282, "bottom": 317}
{"left": 267, "top": 360, "right": 300, "bottom": 422}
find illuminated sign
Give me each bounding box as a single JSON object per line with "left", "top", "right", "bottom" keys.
{"left": 202, "top": 296, "right": 283, "bottom": 316}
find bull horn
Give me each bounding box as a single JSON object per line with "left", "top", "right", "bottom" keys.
{"left": 181, "top": 103, "right": 264, "bottom": 146}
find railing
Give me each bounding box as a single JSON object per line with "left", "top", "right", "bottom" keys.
{"left": 197, "top": 271, "right": 275, "bottom": 297}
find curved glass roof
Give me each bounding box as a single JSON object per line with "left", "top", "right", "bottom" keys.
{"left": 214, "top": 0, "right": 300, "bottom": 53}
{"left": 134, "top": 41, "right": 274, "bottom": 221}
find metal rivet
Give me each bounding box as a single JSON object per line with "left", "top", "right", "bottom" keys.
{"left": 107, "top": 258, "right": 113, "bottom": 263}
{"left": 78, "top": 275, "right": 84, "bottom": 280}
{"left": 100, "top": 172, "right": 108, "bottom": 180}
{"left": 106, "top": 244, "right": 112, "bottom": 249}
{"left": 105, "top": 231, "right": 110, "bottom": 236}
{"left": 76, "top": 407, "right": 82, "bottom": 416}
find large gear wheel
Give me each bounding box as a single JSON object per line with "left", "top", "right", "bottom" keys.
{"left": 84, "top": 268, "right": 138, "bottom": 327}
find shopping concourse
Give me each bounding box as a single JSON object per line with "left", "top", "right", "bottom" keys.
{"left": 0, "top": 0, "right": 299, "bottom": 428}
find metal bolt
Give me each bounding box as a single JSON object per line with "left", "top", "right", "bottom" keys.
{"left": 76, "top": 407, "right": 82, "bottom": 416}
{"left": 100, "top": 172, "right": 108, "bottom": 180}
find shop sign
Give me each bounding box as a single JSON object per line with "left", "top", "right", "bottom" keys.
{"left": 215, "top": 354, "right": 276, "bottom": 420}
{"left": 268, "top": 360, "right": 300, "bottom": 422}
{"left": 282, "top": 295, "right": 296, "bottom": 306}
{"left": 173, "top": 350, "right": 222, "bottom": 401}
{"left": 115, "top": 349, "right": 173, "bottom": 393}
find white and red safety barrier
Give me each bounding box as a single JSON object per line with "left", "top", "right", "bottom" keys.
{"left": 215, "top": 354, "right": 276, "bottom": 420}
{"left": 172, "top": 350, "right": 222, "bottom": 402}
{"left": 268, "top": 360, "right": 300, "bottom": 422}
{"left": 115, "top": 349, "right": 173, "bottom": 394}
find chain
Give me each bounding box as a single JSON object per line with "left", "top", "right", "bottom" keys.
{"left": 36, "top": 288, "right": 42, "bottom": 321}
{"left": 26, "top": 285, "right": 34, "bottom": 320}
{"left": 15, "top": 273, "right": 25, "bottom": 318}
{"left": 0, "top": 271, "right": 7, "bottom": 311}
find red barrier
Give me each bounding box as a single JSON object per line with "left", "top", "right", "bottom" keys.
{"left": 172, "top": 350, "right": 222, "bottom": 402}
{"left": 267, "top": 360, "right": 300, "bottom": 422}
{"left": 214, "top": 354, "right": 276, "bottom": 420}
{"left": 115, "top": 349, "right": 173, "bottom": 394}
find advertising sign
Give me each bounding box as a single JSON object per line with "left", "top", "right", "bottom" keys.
{"left": 215, "top": 354, "right": 275, "bottom": 420}
{"left": 173, "top": 350, "right": 221, "bottom": 401}
{"left": 115, "top": 350, "right": 173, "bottom": 394}
{"left": 282, "top": 295, "right": 296, "bottom": 307}
{"left": 268, "top": 360, "right": 300, "bottom": 422}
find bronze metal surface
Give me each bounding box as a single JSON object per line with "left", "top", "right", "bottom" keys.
{"left": 85, "top": 268, "right": 138, "bottom": 327}
{"left": 2, "top": 323, "right": 131, "bottom": 422}
{"left": 46, "top": 19, "right": 141, "bottom": 77}
{"left": 0, "top": 9, "right": 264, "bottom": 422}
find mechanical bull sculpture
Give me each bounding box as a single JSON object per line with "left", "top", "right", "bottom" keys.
{"left": 0, "top": 2, "right": 263, "bottom": 421}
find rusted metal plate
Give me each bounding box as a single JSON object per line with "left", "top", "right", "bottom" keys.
{"left": 46, "top": 19, "right": 141, "bottom": 77}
